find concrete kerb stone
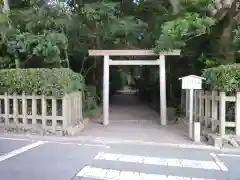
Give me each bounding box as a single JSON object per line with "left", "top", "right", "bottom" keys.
{"left": 223, "top": 136, "right": 240, "bottom": 148}
{"left": 91, "top": 136, "right": 222, "bottom": 150}
{"left": 82, "top": 136, "right": 240, "bottom": 153}
{"left": 67, "top": 117, "right": 89, "bottom": 136}
{"left": 202, "top": 128, "right": 240, "bottom": 149}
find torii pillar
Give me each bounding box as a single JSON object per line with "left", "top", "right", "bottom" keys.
{"left": 88, "top": 50, "right": 181, "bottom": 126}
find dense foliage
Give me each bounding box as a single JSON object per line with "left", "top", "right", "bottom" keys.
{"left": 0, "top": 68, "right": 84, "bottom": 97}
{"left": 155, "top": 12, "right": 215, "bottom": 52}
{"left": 203, "top": 64, "right": 240, "bottom": 93}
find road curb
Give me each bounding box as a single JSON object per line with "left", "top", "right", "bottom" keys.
{"left": 91, "top": 137, "right": 222, "bottom": 150}
{"left": 1, "top": 134, "right": 240, "bottom": 153}
{"left": 92, "top": 137, "right": 240, "bottom": 153}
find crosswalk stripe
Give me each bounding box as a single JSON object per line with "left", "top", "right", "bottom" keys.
{"left": 209, "top": 153, "right": 228, "bottom": 171}
{"left": 76, "top": 166, "right": 216, "bottom": 180}
{"left": 94, "top": 152, "right": 227, "bottom": 171}
{"left": 0, "top": 141, "right": 45, "bottom": 162}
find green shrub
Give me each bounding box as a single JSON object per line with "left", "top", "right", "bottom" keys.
{"left": 0, "top": 68, "right": 84, "bottom": 97}
{"left": 83, "top": 85, "right": 99, "bottom": 117}
{"left": 202, "top": 64, "right": 240, "bottom": 93}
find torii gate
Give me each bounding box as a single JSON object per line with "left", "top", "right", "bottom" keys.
{"left": 89, "top": 49, "right": 180, "bottom": 126}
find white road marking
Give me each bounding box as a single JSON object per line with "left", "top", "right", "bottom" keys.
{"left": 0, "top": 137, "right": 34, "bottom": 142}
{"left": 76, "top": 166, "right": 216, "bottom": 180}
{"left": 54, "top": 142, "right": 74, "bottom": 145}
{"left": 50, "top": 142, "right": 110, "bottom": 148}
{"left": 82, "top": 143, "right": 110, "bottom": 149}
{"left": 94, "top": 152, "right": 225, "bottom": 171}
{"left": 0, "top": 141, "right": 45, "bottom": 162}
{"left": 217, "top": 153, "right": 240, "bottom": 158}
{"left": 210, "top": 153, "right": 228, "bottom": 171}
{"left": 0, "top": 136, "right": 110, "bottom": 148}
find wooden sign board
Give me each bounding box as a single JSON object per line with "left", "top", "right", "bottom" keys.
{"left": 179, "top": 75, "right": 205, "bottom": 90}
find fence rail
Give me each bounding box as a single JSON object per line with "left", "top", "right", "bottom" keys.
{"left": 0, "top": 92, "right": 82, "bottom": 132}
{"left": 182, "top": 90, "right": 240, "bottom": 137}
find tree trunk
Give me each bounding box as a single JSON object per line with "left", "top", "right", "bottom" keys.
{"left": 95, "top": 35, "right": 103, "bottom": 103}
{"left": 3, "top": 0, "right": 10, "bottom": 12}
{"left": 14, "top": 57, "right": 20, "bottom": 69}
{"left": 61, "top": 27, "right": 70, "bottom": 68}
{"left": 64, "top": 48, "right": 70, "bottom": 68}
{"left": 218, "top": 0, "right": 238, "bottom": 64}
{"left": 169, "top": 0, "right": 180, "bottom": 14}
{"left": 219, "top": 20, "right": 235, "bottom": 63}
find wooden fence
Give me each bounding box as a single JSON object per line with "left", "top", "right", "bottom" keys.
{"left": 181, "top": 90, "right": 240, "bottom": 137}
{"left": 0, "top": 92, "right": 82, "bottom": 131}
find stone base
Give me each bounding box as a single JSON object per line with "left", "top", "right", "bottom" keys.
{"left": 202, "top": 130, "right": 223, "bottom": 148}
{"left": 202, "top": 129, "right": 240, "bottom": 148}
{"left": 223, "top": 136, "right": 240, "bottom": 148}
{"left": 193, "top": 122, "right": 201, "bottom": 143}
{"left": 2, "top": 118, "right": 90, "bottom": 137}
{"left": 67, "top": 118, "right": 89, "bottom": 136}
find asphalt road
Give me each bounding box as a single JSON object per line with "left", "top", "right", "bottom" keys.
{"left": 0, "top": 136, "right": 240, "bottom": 180}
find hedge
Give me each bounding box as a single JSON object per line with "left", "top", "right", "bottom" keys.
{"left": 202, "top": 64, "right": 240, "bottom": 93}
{"left": 0, "top": 68, "right": 84, "bottom": 97}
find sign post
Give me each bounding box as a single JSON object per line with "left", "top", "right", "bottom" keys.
{"left": 189, "top": 88, "right": 193, "bottom": 139}
{"left": 179, "top": 75, "right": 205, "bottom": 140}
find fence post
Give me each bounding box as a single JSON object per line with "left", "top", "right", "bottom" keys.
{"left": 22, "top": 92, "right": 27, "bottom": 125}
{"left": 69, "top": 93, "right": 72, "bottom": 125}
{"left": 235, "top": 92, "right": 240, "bottom": 135}
{"left": 32, "top": 93, "right": 37, "bottom": 125}
{"left": 194, "top": 90, "right": 197, "bottom": 122}
{"left": 76, "top": 93, "right": 79, "bottom": 121}
{"left": 41, "top": 95, "right": 46, "bottom": 128}
{"left": 205, "top": 91, "right": 210, "bottom": 128}
{"left": 199, "top": 90, "right": 203, "bottom": 124}
{"left": 73, "top": 93, "right": 77, "bottom": 123}
{"left": 79, "top": 91, "right": 83, "bottom": 120}
{"left": 186, "top": 89, "right": 189, "bottom": 118}
{"left": 211, "top": 91, "right": 218, "bottom": 132}
{"left": 76, "top": 92, "right": 81, "bottom": 121}
{"left": 4, "top": 92, "right": 9, "bottom": 125}
{"left": 52, "top": 96, "right": 57, "bottom": 130}
{"left": 13, "top": 93, "right": 18, "bottom": 125}
{"left": 189, "top": 88, "right": 194, "bottom": 139}
{"left": 219, "top": 92, "right": 226, "bottom": 137}
{"left": 62, "top": 94, "right": 69, "bottom": 128}
{"left": 0, "top": 95, "right": 2, "bottom": 116}
{"left": 181, "top": 91, "right": 184, "bottom": 113}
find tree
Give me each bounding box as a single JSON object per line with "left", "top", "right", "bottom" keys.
{"left": 213, "top": 0, "right": 240, "bottom": 63}
{"left": 155, "top": 0, "right": 215, "bottom": 52}
{"left": 0, "top": 0, "right": 71, "bottom": 68}
{"left": 157, "top": 0, "right": 240, "bottom": 64}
